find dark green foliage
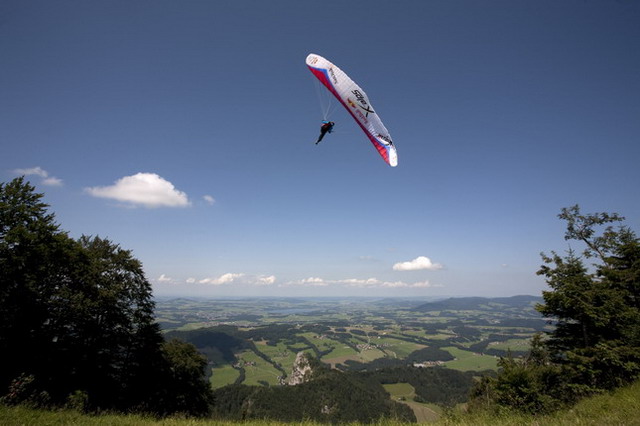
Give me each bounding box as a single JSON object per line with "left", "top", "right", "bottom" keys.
{"left": 211, "top": 358, "right": 416, "bottom": 423}
{"left": 166, "top": 328, "right": 249, "bottom": 365}
{"left": 537, "top": 206, "right": 640, "bottom": 392}
{"left": 1, "top": 178, "right": 79, "bottom": 399}
{"left": 0, "top": 178, "right": 212, "bottom": 417}
{"left": 1, "top": 178, "right": 87, "bottom": 404}
{"left": 0, "top": 374, "right": 50, "bottom": 408}
{"left": 167, "top": 327, "right": 288, "bottom": 377}
{"left": 406, "top": 346, "right": 455, "bottom": 363}
{"left": 451, "top": 325, "right": 482, "bottom": 342}
{"left": 470, "top": 205, "right": 640, "bottom": 414}
{"left": 152, "top": 339, "right": 213, "bottom": 416}
{"left": 364, "top": 367, "right": 477, "bottom": 406}
{"left": 469, "top": 342, "right": 567, "bottom": 414}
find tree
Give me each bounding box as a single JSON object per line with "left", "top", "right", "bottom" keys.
{"left": 0, "top": 178, "right": 213, "bottom": 416}
{"left": 0, "top": 177, "right": 83, "bottom": 401}
{"left": 64, "top": 235, "right": 167, "bottom": 410}
{"left": 468, "top": 339, "right": 566, "bottom": 414}
{"left": 469, "top": 205, "right": 640, "bottom": 414}
{"left": 537, "top": 205, "right": 640, "bottom": 392}
{"left": 155, "top": 339, "right": 213, "bottom": 416}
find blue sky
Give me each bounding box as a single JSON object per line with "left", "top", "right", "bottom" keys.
{"left": 2, "top": 1, "right": 639, "bottom": 298}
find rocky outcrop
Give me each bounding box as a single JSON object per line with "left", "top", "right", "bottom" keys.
{"left": 284, "top": 352, "right": 313, "bottom": 385}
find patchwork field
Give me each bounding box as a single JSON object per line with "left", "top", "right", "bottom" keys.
{"left": 159, "top": 296, "right": 545, "bottom": 387}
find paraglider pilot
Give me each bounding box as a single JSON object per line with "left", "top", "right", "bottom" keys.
{"left": 315, "top": 120, "right": 335, "bottom": 144}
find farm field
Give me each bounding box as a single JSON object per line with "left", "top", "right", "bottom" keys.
{"left": 383, "top": 383, "right": 442, "bottom": 422}
{"left": 210, "top": 365, "right": 239, "bottom": 389}
{"left": 442, "top": 346, "right": 499, "bottom": 372}
{"left": 159, "top": 295, "right": 545, "bottom": 386}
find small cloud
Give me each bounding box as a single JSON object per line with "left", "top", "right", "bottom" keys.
{"left": 203, "top": 195, "right": 215, "bottom": 205}
{"left": 43, "top": 177, "right": 63, "bottom": 186}
{"left": 380, "top": 281, "right": 409, "bottom": 288}
{"left": 281, "top": 277, "right": 329, "bottom": 287}
{"left": 374, "top": 280, "right": 441, "bottom": 289}
{"left": 256, "top": 275, "right": 276, "bottom": 285}
{"left": 186, "top": 277, "right": 196, "bottom": 284}
{"left": 342, "top": 278, "right": 434, "bottom": 288}
{"left": 343, "top": 278, "right": 382, "bottom": 287}
{"left": 14, "top": 166, "right": 48, "bottom": 177}
{"left": 85, "top": 172, "right": 191, "bottom": 208}
{"left": 158, "top": 274, "right": 173, "bottom": 283}
{"left": 393, "top": 256, "right": 443, "bottom": 271}
{"left": 299, "top": 277, "right": 329, "bottom": 287}
{"left": 195, "top": 273, "right": 275, "bottom": 286}
{"left": 409, "top": 281, "right": 442, "bottom": 288}
{"left": 199, "top": 273, "right": 245, "bottom": 285}
{"left": 14, "top": 167, "right": 63, "bottom": 186}
{"left": 281, "top": 276, "right": 441, "bottom": 290}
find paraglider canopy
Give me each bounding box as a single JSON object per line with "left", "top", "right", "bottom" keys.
{"left": 306, "top": 53, "right": 398, "bottom": 167}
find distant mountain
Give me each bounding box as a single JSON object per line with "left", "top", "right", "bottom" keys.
{"left": 413, "top": 295, "right": 543, "bottom": 312}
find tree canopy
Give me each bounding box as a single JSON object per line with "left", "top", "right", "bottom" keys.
{"left": 470, "top": 205, "right": 640, "bottom": 413}
{"left": 0, "top": 177, "right": 212, "bottom": 415}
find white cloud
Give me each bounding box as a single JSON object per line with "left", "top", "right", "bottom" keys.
{"left": 281, "top": 277, "right": 329, "bottom": 287}
{"left": 85, "top": 172, "right": 191, "bottom": 208}
{"left": 14, "top": 167, "right": 48, "bottom": 177}
{"left": 203, "top": 195, "right": 215, "bottom": 205}
{"left": 195, "top": 273, "right": 276, "bottom": 286}
{"left": 379, "top": 281, "right": 409, "bottom": 288}
{"left": 402, "top": 281, "right": 442, "bottom": 288}
{"left": 343, "top": 278, "right": 382, "bottom": 287}
{"left": 256, "top": 275, "right": 276, "bottom": 285}
{"left": 393, "top": 256, "right": 443, "bottom": 271}
{"left": 281, "top": 276, "right": 441, "bottom": 290}
{"left": 343, "top": 278, "right": 436, "bottom": 288}
{"left": 199, "top": 273, "right": 245, "bottom": 285}
{"left": 14, "top": 167, "right": 63, "bottom": 186}
{"left": 158, "top": 274, "right": 173, "bottom": 282}
{"left": 42, "top": 177, "right": 63, "bottom": 186}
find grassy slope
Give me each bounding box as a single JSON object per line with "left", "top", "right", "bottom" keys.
{"left": 441, "top": 380, "right": 640, "bottom": 426}
{"left": 2, "top": 380, "right": 639, "bottom": 425}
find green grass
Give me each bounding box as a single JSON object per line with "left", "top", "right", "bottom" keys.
{"left": 374, "top": 336, "right": 425, "bottom": 359}
{"left": 357, "top": 347, "right": 387, "bottom": 362}
{"left": 0, "top": 406, "right": 328, "bottom": 425}
{"left": 442, "top": 347, "right": 499, "bottom": 372}
{"left": 383, "top": 383, "right": 441, "bottom": 423}
{"left": 321, "top": 342, "right": 358, "bottom": 359}
{"left": 236, "top": 351, "right": 282, "bottom": 386}
{"left": 440, "top": 380, "right": 640, "bottom": 425}
{"left": 383, "top": 382, "right": 415, "bottom": 399}
{"left": 487, "top": 338, "right": 531, "bottom": 352}
{"left": 3, "top": 380, "right": 639, "bottom": 425}
{"left": 0, "top": 381, "right": 640, "bottom": 426}
{"left": 210, "top": 365, "right": 239, "bottom": 389}
{"left": 253, "top": 341, "right": 298, "bottom": 371}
